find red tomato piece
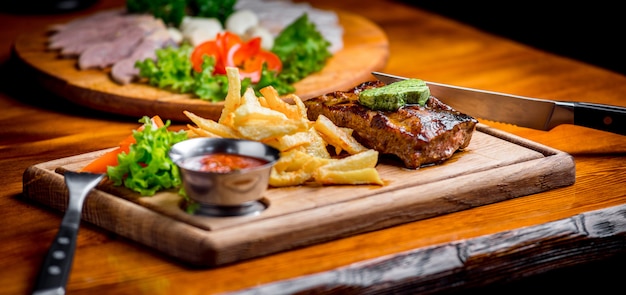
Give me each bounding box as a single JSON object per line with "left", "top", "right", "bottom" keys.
{"left": 190, "top": 31, "right": 282, "bottom": 82}
{"left": 228, "top": 37, "right": 282, "bottom": 82}
{"left": 255, "top": 49, "right": 282, "bottom": 72}
{"left": 80, "top": 115, "right": 164, "bottom": 173}
{"left": 233, "top": 37, "right": 262, "bottom": 62}
{"left": 191, "top": 40, "right": 221, "bottom": 73}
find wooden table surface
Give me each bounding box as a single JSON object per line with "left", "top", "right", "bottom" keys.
{"left": 2, "top": 0, "right": 626, "bottom": 294}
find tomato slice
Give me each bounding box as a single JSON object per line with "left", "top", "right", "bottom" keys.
{"left": 216, "top": 32, "right": 242, "bottom": 55}
{"left": 255, "top": 49, "right": 282, "bottom": 72}
{"left": 232, "top": 37, "right": 262, "bottom": 62}
{"left": 227, "top": 37, "right": 282, "bottom": 82}
{"left": 191, "top": 40, "right": 221, "bottom": 73}
{"left": 191, "top": 32, "right": 244, "bottom": 74}
{"left": 191, "top": 32, "right": 282, "bottom": 82}
{"left": 80, "top": 116, "right": 165, "bottom": 173}
{"left": 214, "top": 32, "right": 243, "bottom": 75}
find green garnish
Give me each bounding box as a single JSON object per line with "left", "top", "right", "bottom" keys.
{"left": 126, "top": 0, "right": 237, "bottom": 27}
{"left": 134, "top": 11, "right": 332, "bottom": 101}
{"left": 134, "top": 44, "right": 296, "bottom": 101}
{"left": 107, "top": 116, "right": 188, "bottom": 196}
{"left": 134, "top": 44, "right": 236, "bottom": 102}
{"left": 272, "top": 13, "right": 333, "bottom": 84}
{"left": 188, "top": 0, "right": 237, "bottom": 26}
{"left": 358, "top": 79, "right": 431, "bottom": 111}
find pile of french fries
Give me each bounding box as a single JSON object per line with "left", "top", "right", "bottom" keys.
{"left": 184, "top": 67, "right": 383, "bottom": 187}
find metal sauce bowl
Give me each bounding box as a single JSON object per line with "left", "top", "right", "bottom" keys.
{"left": 169, "top": 138, "right": 280, "bottom": 217}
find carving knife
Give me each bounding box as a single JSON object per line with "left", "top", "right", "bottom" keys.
{"left": 372, "top": 72, "right": 626, "bottom": 136}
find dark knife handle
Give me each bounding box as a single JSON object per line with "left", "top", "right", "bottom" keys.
{"left": 573, "top": 102, "right": 626, "bottom": 136}
{"left": 32, "top": 224, "right": 78, "bottom": 295}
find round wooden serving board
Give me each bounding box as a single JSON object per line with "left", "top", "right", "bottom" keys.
{"left": 13, "top": 11, "right": 389, "bottom": 122}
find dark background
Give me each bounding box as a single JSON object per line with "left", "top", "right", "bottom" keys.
{"left": 405, "top": 1, "right": 626, "bottom": 75}
{"left": 4, "top": 1, "right": 623, "bottom": 75}
{"left": 2, "top": 1, "right": 624, "bottom": 293}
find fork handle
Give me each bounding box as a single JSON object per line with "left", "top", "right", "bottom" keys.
{"left": 31, "top": 224, "right": 78, "bottom": 295}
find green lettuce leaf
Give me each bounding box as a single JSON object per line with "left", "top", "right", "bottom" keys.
{"left": 107, "top": 116, "right": 188, "bottom": 196}
{"left": 272, "top": 13, "right": 333, "bottom": 84}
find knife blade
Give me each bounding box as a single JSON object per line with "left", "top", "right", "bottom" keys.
{"left": 372, "top": 72, "right": 626, "bottom": 136}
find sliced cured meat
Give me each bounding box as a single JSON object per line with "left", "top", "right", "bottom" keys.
{"left": 51, "top": 15, "right": 156, "bottom": 56}
{"left": 78, "top": 26, "right": 147, "bottom": 70}
{"left": 76, "top": 17, "right": 167, "bottom": 69}
{"left": 111, "top": 30, "right": 176, "bottom": 84}
{"left": 48, "top": 10, "right": 172, "bottom": 71}
{"left": 47, "top": 9, "right": 125, "bottom": 33}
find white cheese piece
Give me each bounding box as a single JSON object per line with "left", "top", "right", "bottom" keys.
{"left": 167, "top": 27, "right": 184, "bottom": 44}
{"left": 243, "top": 25, "right": 274, "bottom": 50}
{"left": 180, "top": 16, "right": 223, "bottom": 46}
{"left": 235, "top": 0, "right": 344, "bottom": 53}
{"left": 225, "top": 9, "right": 259, "bottom": 36}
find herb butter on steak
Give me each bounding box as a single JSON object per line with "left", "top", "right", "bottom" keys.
{"left": 304, "top": 80, "right": 478, "bottom": 169}
{"left": 358, "top": 78, "right": 430, "bottom": 111}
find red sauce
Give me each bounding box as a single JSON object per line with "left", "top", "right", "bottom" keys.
{"left": 196, "top": 153, "right": 267, "bottom": 173}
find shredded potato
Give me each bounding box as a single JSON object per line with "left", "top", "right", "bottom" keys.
{"left": 183, "top": 66, "right": 383, "bottom": 187}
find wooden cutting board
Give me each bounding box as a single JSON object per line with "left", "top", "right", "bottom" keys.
{"left": 22, "top": 124, "right": 575, "bottom": 267}
{"left": 12, "top": 10, "right": 389, "bottom": 122}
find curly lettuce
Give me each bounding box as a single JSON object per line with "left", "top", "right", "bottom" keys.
{"left": 135, "top": 44, "right": 233, "bottom": 102}
{"left": 134, "top": 12, "right": 332, "bottom": 101}
{"left": 107, "top": 116, "right": 188, "bottom": 196}
{"left": 135, "top": 44, "right": 293, "bottom": 101}
{"left": 272, "top": 13, "right": 333, "bottom": 84}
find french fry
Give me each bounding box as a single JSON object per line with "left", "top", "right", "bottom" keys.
{"left": 184, "top": 110, "right": 239, "bottom": 138}
{"left": 236, "top": 121, "right": 302, "bottom": 141}
{"left": 290, "top": 94, "right": 309, "bottom": 120}
{"left": 186, "top": 124, "right": 219, "bottom": 138}
{"left": 340, "top": 127, "right": 354, "bottom": 136}
{"left": 270, "top": 151, "right": 329, "bottom": 186}
{"left": 314, "top": 150, "right": 383, "bottom": 185}
{"left": 267, "top": 128, "right": 329, "bottom": 159}
{"left": 302, "top": 128, "right": 331, "bottom": 159}
{"left": 320, "top": 149, "right": 379, "bottom": 171}
{"left": 259, "top": 86, "right": 302, "bottom": 121}
{"left": 314, "top": 115, "right": 368, "bottom": 155}
{"left": 232, "top": 105, "right": 306, "bottom": 140}
{"left": 257, "top": 93, "right": 268, "bottom": 107}
{"left": 314, "top": 167, "right": 383, "bottom": 185}
{"left": 272, "top": 130, "right": 315, "bottom": 152}
{"left": 240, "top": 87, "right": 262, "bottom": 107}
{"left": 232, "top": 101, "right": 286, "bottom": 124}
{"left": 218, "top": 67, "right": 243, "bottom": 126}
{"left": 273, "top": 150, "right": 314, "bottom": 172}
{"left": 270, "top": 168, "right": 311, "bottom": 187}
{"left": 183, "top": 66, "right": 384, "bottom": 187}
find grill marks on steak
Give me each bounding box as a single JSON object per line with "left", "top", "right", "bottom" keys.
{"left": 304, "top": 80, "right": 478, "bottom": 169}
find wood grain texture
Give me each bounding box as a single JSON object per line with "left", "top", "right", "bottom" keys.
{"left": 22, "top": 124, "right": 575, "bottom": 266}
{"left": 227, "top": 204, "right": 626, "bottom": 294}
{"left": 12, "top": 10, "right": 389, "bottom": 122}
{"left": 3, "top": 0, "right": 626, "bottom": 294}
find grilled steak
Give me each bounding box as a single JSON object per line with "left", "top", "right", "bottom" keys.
{"left": 304, "top": 80, "right": 478, "bottom": 169}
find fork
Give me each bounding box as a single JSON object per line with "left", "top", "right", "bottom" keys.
{"left": 31, "top": 171, "right": 104, "bottom": 295}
